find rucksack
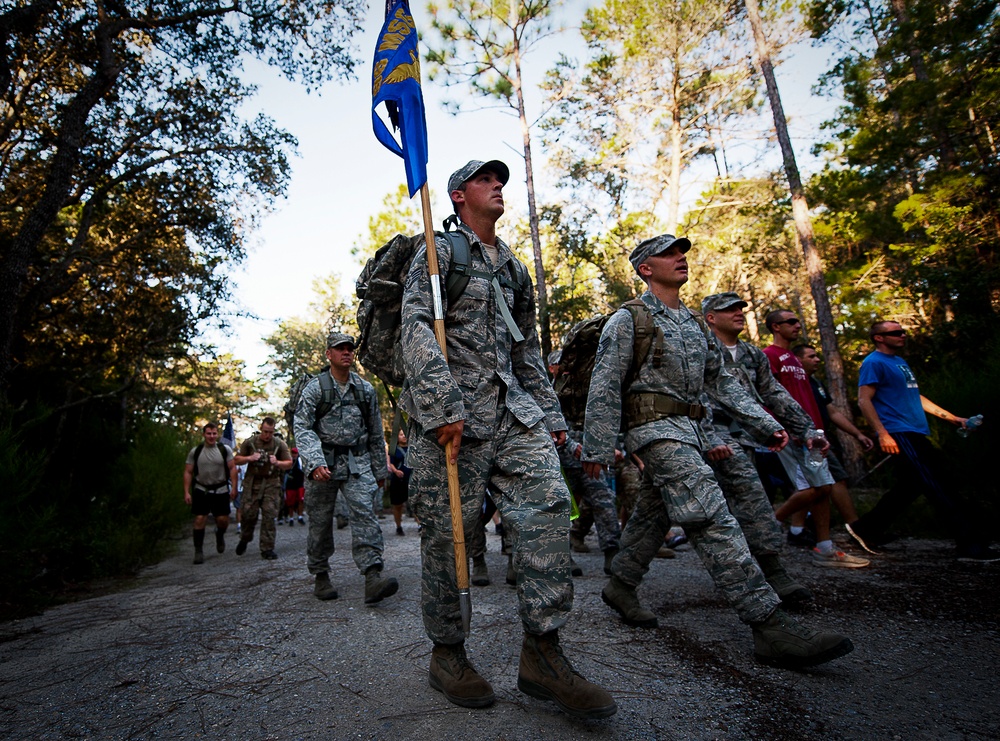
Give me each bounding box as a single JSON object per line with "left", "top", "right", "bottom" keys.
{"left": 192, "top": 442, "right": 231, "bottom": 489}
{"left": 355, "top": 216, "right": 530, "bottom": 390}
{"left": 283, "top": 368, "right": 371, "bottom": 441}
{"left": 553, "top": 299, "right": 661, "bottom": 429}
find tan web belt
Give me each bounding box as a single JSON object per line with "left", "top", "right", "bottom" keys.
{"left": 625, "top": 393, "right": 708, "bottom": 426}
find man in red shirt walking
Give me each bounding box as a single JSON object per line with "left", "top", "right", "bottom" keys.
{"left": 763, "top": 310, "right": 868, "bottom": 568}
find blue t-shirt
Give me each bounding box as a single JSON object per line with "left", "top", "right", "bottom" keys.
{"left": 857, "top": 351, "right": 929, "bottom": 435}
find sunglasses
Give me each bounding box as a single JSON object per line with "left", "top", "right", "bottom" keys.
{"left": 879, "top": 330, "right": 906, "bottom": 337}
{"left": 774, "top": 318, "right": 801, "bottom": 326}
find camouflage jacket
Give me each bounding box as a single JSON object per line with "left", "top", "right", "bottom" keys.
{"left": 293, "top": 370, "right": 388, "bottom": 481}
{"left": 706, "top": 335, "right": 815, "bottom": 443}
{"left": 400, "top": 222, "right": 565, "bottom": 439}
{"left": 582, "top": 291, "right": 782, "bottom": 466}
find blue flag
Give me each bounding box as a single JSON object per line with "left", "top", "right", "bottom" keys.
{"left": 221, "top": 412, "right": 236, "bottom": 451}
{"left": 372, "top": 0, "right": 428, "bottom": 197}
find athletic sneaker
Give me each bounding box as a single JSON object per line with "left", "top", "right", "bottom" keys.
{"left": 298, "top": 516, "right": 305, "bottom": 524}
{"left": 811, "top": 547, "right": 869, "bottom": 568}
{"left": 787, "top": 529, "right": 817, "bottom": 548}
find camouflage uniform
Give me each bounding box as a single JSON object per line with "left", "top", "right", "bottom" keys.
{"left": 238, "top": 434, "right": 291, "bottom": 552}
{"left": 559, "top": 432, "right": 620, "bottom": 551}
{"left": 401, "top": 222, "right": 573, "bottom": 645}
{"left": 582, "top": 292, "right": 783, "bottom": 624}
{"left": 705, "top": 334, "right": 816, "bottom": 558}
{"left": 294, "top": 370, "right": 389, "bottom": 576}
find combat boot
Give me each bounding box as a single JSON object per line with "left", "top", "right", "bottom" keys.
{"left": 505, "top": 554, "right": 516, "bottom": 586}
{"left": 471, "top": 555, "right": 490, "bottom": 586}
{"left": 570, "top": 556, "right": 583, "bottom": 577}
{"left": 429, "top": 642, "right": 495, "bottom": 708}
{"left": 601, "top": 576, "right": 658, "bottom": 628}
{"left": 313, "top": 572, "right": 338, "bottom": 601}
{"left": 364, "top": 566, "right": 399, "bottom": 604}
{"left": 757, "top": 554, "right": 813, "bottom": 607}
{"left": 215, "top": 528, "right": 226, "bottom": 554}
{"left": 751, "top": 608, "right": 853, "bottom": 668}
{"left": 603, "top": 547, "right": 619, "bottom": 576}
{"left": 192, "top": 528, "right": 205, "bottom": 565}
{"left": 569, "top": 532, "right": 590, "bottom": 553}
{"left": 517, "top": 631, "right": 617, "bottom": 719}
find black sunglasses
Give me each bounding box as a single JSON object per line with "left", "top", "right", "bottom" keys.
{"left": 879, "top": 329, "right": 906, "bottom": 337}
{"left": 774, "top": 318, "right": 801, "bottom": 326}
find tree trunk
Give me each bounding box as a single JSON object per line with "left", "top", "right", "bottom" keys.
{"left": 743, "top": 0, "right": 863, "bottom": 479}
{"left": 512, "top": 40, "right": 551, "bottom": 358}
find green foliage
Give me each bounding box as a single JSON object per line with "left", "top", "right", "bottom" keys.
{"left": 0, "top": 417, "right": 191, "bottom": 620}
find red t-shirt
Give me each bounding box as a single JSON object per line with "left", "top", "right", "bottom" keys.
{"left": 763, "top": 345, "right": 824, "bottom": 429}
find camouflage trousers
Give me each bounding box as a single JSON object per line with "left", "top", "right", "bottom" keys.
{"left": 559, "top": 445, "right": 620, "bottom": 551}
{"left": 707, "top": 429, "right": 784, "bottom": 557}
{"left": 572, "top": 457, "right": 642, "bottom": 538}
{"left": 613, "top": 440, "right": 779, "bottom": 624}
{"left": 409, "top": 410, "right": 573, "bottom": 644}
{"left": 241, "top": 477, "right": 282, "bottom": 551}
{"left": 305, "top": 468, "right": 385, "bottom": 576}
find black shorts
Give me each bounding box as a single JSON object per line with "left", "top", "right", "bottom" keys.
{"left": 388, "top": 480, "right": 409, "bottom": 506}
{"left": 826, "top": 449, "right": 850, "bottom": 484}
{"left": 192, "top": 489, "right": 231, "bottom": 518}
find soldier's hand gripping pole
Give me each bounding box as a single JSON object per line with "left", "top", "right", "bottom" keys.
{"left": 419, "top": 183, "right": 472, "bottom": 636}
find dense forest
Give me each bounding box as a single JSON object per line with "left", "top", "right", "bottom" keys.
{"left": 2, "top": 0, "right": 997, "bottom": 616}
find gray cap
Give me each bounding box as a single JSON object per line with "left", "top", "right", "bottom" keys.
{"left": 326, "top": 331, "right": 355, "bottom": 349}
{"left": 447, "top": 159, "right": 510, "bottom": 194}
{"left": 628, "top": 234, "right": 692, "bottom": 273}
{"left": 701, "top": 292, "right": 748, "bottom": 315}
{"left": 547, "top": 350, "right": 562, "bottom": 366}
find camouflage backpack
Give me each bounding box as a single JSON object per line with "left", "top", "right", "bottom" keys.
{"left": 355, "top": 216, "right": 529, "bottom": 389}
{"left": 553, "top": 299, "right": 660, "bottom": 429}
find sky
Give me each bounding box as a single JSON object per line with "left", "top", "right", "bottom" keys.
{"left": 213, "top": 1, "right": 841, "bottom": 386}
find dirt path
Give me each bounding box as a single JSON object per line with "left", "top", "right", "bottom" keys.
{"left": 0, "top": 518, "right": 997, "bottom": 740}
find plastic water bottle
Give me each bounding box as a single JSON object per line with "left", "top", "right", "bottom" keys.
{"left": 804, "top": 430, "right": 826, "bottom": 470}
{"left": 957, "top": 414, "right": 983, "bottom": 438}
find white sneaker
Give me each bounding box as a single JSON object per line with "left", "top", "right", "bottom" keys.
{"left": 811, "top": 547, "right": 869, "bottom": 568}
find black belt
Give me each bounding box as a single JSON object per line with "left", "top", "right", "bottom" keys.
{"left": 322, "top": 442, "right": 366, "bottom": 456}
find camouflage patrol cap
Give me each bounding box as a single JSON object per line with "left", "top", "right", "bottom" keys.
{"left": 326, "top": 331, "right": 355, "bottom": 349}
{"left": 447, "top": 159, "right": 510, "bottom": 194}
{"left": 547, "top": 350, "right": 562, "bottom": 366}
{"left": 628, "top": 234, "right": 692, "bottom": 274}
{"left": 701, "top": 292, "right": 748, "bottom": 315}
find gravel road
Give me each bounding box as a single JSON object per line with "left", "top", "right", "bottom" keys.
{"left": 0, "top": 516, "right": 997, "bottom": 740}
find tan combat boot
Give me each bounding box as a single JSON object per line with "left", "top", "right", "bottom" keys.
{"left": 364, "top": 566, "right": 399, "bottom": 604}
{"left": 471, "top": 555, "right": 490, "bottom": 586}
{"left": 428, "top": 642, "right": 495, "bottom": 708}
{"left": 752, "top": 608, "right": 853, "bottom": 668}
{"left": 517, "top": 631, "right": 617, "bottom": 719}
{"left": 757, "top": 554, "right": 813, "bottom": 607}
{"left": 601, "top": 576, "right": 658, "bottom": 628}
{"left": 313, "top": 572, "right": 338, "bottom": 601}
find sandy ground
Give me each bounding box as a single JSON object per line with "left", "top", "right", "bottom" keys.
{"left": 0, "top": 515, "right": 998, "bottom": 740}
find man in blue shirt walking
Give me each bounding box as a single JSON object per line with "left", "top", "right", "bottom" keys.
{"left": 847, "top": 320, "right": 997, "bottom": 561}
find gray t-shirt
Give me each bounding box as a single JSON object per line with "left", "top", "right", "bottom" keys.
{"left": 185, "top": 443, "right": 233, "bottom": 490}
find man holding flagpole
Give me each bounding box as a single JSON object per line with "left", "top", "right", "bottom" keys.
{"left": 400, "top": 160, "right": 616, "bottom": 719}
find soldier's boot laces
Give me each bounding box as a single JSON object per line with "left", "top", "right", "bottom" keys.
{"left": 517, "top": 631, "right": 617, "bottom": 720}
{"left": 603, "top": 547, "right": 619, "bottom": 576}
{"left": 752, "top": 608, "right": 854, "bottom": 669}
{"left": 364, "top": 567, "right": 399, "bottom": 604}
{"left": 428, "top": 642, "right": 495, "bottom": 708}
{"left": 313, "top": 572, "right": 338, "bottom": 601}
{"left": 471, "top": 555, "right": 490, "bottom": 586}
{"left": 757, "top": 554, "right": 813, "bottom": 607}
{"left": 601, "top": 576, "right": 658, "bottom": 628}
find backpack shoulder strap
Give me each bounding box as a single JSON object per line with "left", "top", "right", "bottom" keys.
{"left": 443, "top": 229, "right": 472, "bottom": 304}
{"left": 623, "top": 298, "right": 659, "bottom": 372}
{"left": 192, "top": 442, "right": 206, "bottom": 479}
{"left": 315, "top": 371, "right": 336, "bottom": 422}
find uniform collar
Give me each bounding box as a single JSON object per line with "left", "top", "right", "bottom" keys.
{"left": 458, "top": 222, "right": 512, "bottom": 270}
